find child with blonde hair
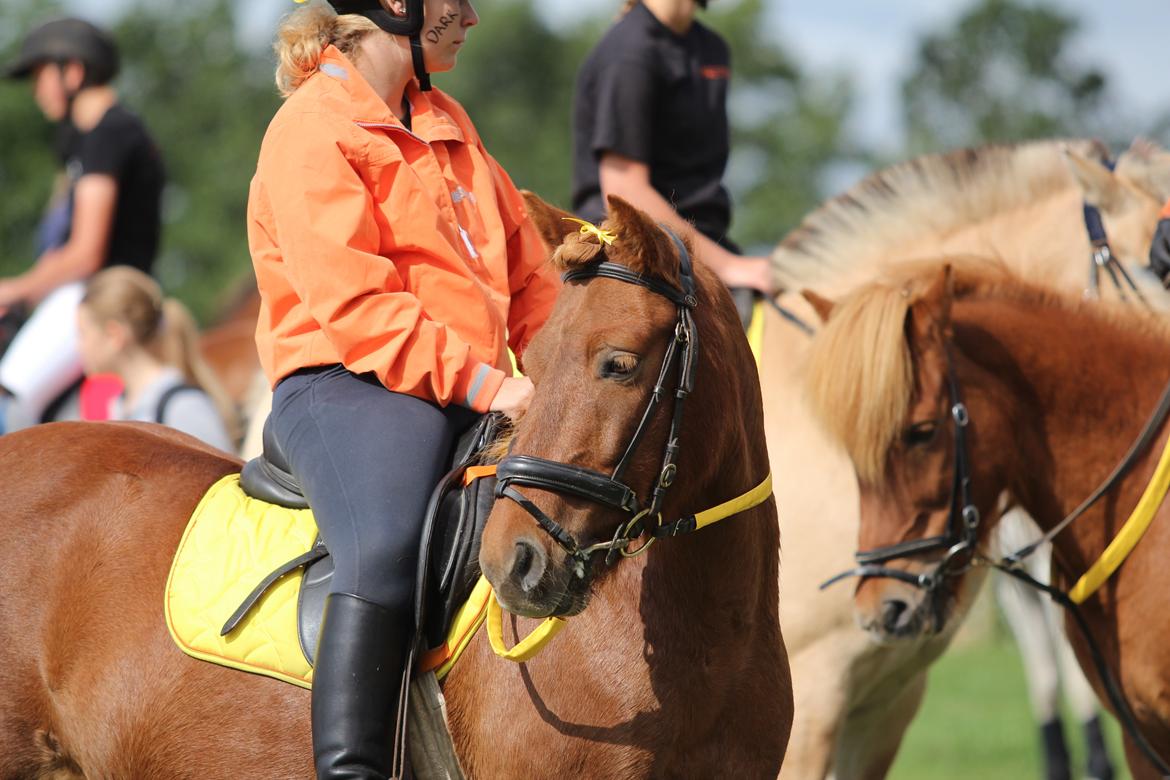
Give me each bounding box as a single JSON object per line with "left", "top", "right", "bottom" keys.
{"left": 76, "top": 266, "right": 237, "bottom": 451}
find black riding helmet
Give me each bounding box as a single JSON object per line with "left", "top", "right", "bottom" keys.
{"left": 316, "top": 0, "right": 432, "bottom": 91}
{"left": 4, "top": 17, "right": 119, "bottom": 85}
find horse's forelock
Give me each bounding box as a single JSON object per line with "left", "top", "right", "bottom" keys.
{"left": 805, "top": 279, "right": 914, "bottom": 485}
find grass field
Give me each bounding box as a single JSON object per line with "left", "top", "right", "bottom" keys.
{"left": 887, "top": 617, "right": 1129, "bottom": 779}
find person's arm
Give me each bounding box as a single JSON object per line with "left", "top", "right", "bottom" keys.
{"left": 0, "top": 174, "right": 116, "bottom": 309}
{"left": 599, "top": 153, "right": 774, "bottom": 293}
{"left": 483, "top": 156, "right": 561, "bottom": 365}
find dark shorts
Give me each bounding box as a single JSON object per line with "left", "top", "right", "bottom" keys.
{"left": 269, "top": 365, "right": 479, "bottom": 613}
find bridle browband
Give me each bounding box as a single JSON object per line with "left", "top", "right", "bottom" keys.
{"left": 494, "top": 229, "right": 701, "bottom": 575}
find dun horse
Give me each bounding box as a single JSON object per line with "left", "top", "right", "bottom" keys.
{"left": 803, "top": 260, "right": 1170, "bottom": 778}
{"left": 764, "top": 138, "right": 1169, "bottom": 777}
{"left": 0, "top": 196, "right": 791, "bottom": 777}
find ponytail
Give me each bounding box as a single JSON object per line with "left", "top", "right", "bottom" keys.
{"left": 274, "top": 1, "right": 379, "bottom": 97}
{"left": 153, "top": 298, "right": 242, "bottom": 446}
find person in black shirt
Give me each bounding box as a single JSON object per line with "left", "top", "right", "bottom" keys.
{"left": 572, "top": 0, "right": 773, "bottom": 295}
{"left": 0, "top": 17, "right": 165, "bottom": 431}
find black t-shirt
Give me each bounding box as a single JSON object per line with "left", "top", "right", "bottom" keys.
{"left": 62, "top": 104, "right": 165, "bottom": 274}
{"left": 572, "top": 3, "right": 733, "bottom": 244}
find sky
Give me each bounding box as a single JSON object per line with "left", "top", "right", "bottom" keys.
{"left": 69, "top": 0, "right": 1167, "bottom": 156}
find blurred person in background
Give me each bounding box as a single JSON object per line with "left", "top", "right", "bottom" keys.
{"left": 1, "top": 17, "right": 164, "bottom": 432}
{"left": 250, "top": 0, "right": 558, "bottom": 776}
{"left": 571, "top": 0, "right": 774, "bottom": 316}
{"left": 76, "top": 266, "right": 236, "bottom": 452}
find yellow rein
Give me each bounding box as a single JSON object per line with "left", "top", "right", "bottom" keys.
{"left": 1068, "top": 432, "right": 1170, "bottom": 604}
{"left": 487, "top": 473, "right": 774, "bottom": 662}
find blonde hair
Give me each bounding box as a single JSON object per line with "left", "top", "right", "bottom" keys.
{"left": 82, "top": 267, "right": 242, "bottom": 445}
{"left": 621, "top": 0, "right": 639, "bottom": 14}
{"left": 274, "top": 1, "right": 380, "bottom": 97}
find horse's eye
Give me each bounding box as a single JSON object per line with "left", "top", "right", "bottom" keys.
{"left": 600, "top": 352, "right": 639, "bottom": 380}
{"left": 903, "top": 421, "right": 939, "bottom": 447}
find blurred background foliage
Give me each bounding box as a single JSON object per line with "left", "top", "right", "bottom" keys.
{"left": 0, "top": 0, "right": 1161, "bottom": 322}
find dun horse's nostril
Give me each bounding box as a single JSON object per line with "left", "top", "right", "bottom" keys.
{"left": 510, "top": 539, "right": 548, "bottom": 594}
{"left": 881, "top": 598, "right": 910, "bottom": 633}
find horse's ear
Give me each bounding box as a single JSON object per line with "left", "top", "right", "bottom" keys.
{"left": 1064, "top": 148, "right": 1130, "bottom": 213}
{"left": 909, "top": 264, "right": 954, "bottom": 342}
{"left": 1116, "top": 139, "right": 1170, "bottom": 203}
{"left": 801, "top": 290, "right": 835, "bottom": 323}
{"left": 522, "top": 191, "right": 581, "bottom": 250}
{"left": 604, "top": 195, "right": 681, "bottom": 284}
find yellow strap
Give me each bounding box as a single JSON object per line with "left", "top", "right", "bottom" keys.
{"left": 691, "top": 473, "right": 773, "bottom": 533}
{"left": 487, "top": 592, "right": 567, "bottom": 662}
{"left": 746, "top": 298, "right": 764, "bottom": 368}
{"left": 1069, "top": 433, "right": 1170, "bottom": 604}
{"left": 485, "top": 474, "right": 772, "bottom": 664}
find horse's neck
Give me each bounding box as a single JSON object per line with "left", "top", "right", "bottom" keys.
{"left": 790, "top": 183, "right": 1090, "bottom": 298}
{"left": 971, "top": 299, "right": 1170, "bottom": 575}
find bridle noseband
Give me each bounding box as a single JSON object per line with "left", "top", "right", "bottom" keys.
{"left": 820, "top": 349, "right": 980, "bottom": 593}
{"left": 495, "top": 230, "right": 700, "bottom": 575}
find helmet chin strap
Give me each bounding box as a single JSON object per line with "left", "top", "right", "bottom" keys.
{"left": 409, "top": 33, "right": 431, "bottom": 91}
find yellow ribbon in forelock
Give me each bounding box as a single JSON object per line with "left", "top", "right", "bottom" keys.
{"left": 562, "top": 217, "right": 618, "bottom": 246}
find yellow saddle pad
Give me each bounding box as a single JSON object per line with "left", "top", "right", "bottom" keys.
{"left": 165, "top": 474, "right": 490, "bottom": 689}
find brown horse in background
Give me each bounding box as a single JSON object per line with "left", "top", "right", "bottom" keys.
{"left": 763, "top": 137, "right": 1170, "bottom": 779}
{"left": 803, "top": 260, "right": 1170, "bottom": 777}
{"left": 0, "top": 196, "right": 790, "bottom": 777}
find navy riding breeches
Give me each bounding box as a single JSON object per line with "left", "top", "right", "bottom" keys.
{"left": 269, "top": 364, "right": 480, "bottom": 614}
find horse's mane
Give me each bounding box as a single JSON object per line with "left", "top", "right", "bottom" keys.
{"left": 771, "top": 139, "right": 1109, "bottom": 290}
{"left": 804, "top": 258, "right": 1168, "bottom": 484}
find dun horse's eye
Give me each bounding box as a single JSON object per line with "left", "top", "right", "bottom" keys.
{"left": 600, "top": 352, "right": 639, "bottom": 380}
{"left": 903, "top": 420, "right": 939, "bottom": 447}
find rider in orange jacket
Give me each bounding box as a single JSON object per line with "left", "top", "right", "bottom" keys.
{"left": 1150, "top": 198, "right": 1170, "bottom": 288}
{"left": 248, "top": 2, "right": 559, "bottom": 776}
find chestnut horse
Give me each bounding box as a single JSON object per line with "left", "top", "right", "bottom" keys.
{"left": 803, "top": 260, "right": 1170, "bottom": 777}
{"left": 764, "top": 137, "right": 1170, "bottom": 778}
{"left": 0, "top": 196, "right": 790, "bottom": 777}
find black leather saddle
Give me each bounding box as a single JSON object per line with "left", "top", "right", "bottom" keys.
{"left": 225, "top": 413, "right": 504, "bottom": 665}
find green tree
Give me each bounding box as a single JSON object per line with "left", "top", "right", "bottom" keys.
{"left": 0, "top": 0, "right": 68, "bottom": 274}
{"left": 902, "top": 0, "right": 1109, "bottom": 153}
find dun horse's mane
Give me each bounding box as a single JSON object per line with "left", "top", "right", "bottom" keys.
{"left": 772, "top": 139, "right": 1108, "bottom": 289}
{"left": 804, "top": 258, "right": 1169, "bottom": 484}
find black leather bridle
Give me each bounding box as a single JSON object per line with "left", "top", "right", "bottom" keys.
{"left": 820, "top": 350, "right": 980, "bottom": 593}
{"left": 495, "top": 230, "right": 700, "bottom": 576}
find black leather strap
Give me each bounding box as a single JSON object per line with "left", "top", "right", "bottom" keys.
{"left": 496, "top": 455, "right": 638, "bottom": 513}
{"left": 220, "top": 542, "right": 329, "bottom": 636}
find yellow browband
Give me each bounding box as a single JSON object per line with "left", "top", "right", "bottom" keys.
{"left": 487, "top": 473, "right": 773, "bottom": 661}
{"left": 1069, "top": 432, "right": 1170, "bottom": 603}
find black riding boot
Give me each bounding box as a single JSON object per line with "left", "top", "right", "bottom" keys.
{"left": 312, "top": 592, "right": 410, "bottom": 780}
{"left": 1040, "top": 717, "right": 1071, "bottom": 780}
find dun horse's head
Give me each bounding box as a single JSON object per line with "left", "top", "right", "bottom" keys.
{"left": 479, "top": 194, "right": 701, "bottom": 618}
{"left": 805, "top": 263, "right": 1011, "bottom": 642}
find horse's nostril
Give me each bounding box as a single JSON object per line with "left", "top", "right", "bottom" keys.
{"left": 881, "top": 598, "right": 910, "bottom": 633}
{"left": 510, "top": 539, "right": 548, "bottom": 594}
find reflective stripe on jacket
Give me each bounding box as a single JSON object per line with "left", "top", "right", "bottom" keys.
{"left": 248, "top": 46, "right": 559, "bottom": 412}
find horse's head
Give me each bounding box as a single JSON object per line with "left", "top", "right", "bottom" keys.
{"left": 805, "top": 263, "right": 1011, "bottom": 642}
{"left": 480, "top": 195, "right": 717, "bottom": 618}
{"left": 1067, "top": 138, "right": 1169, "bottom": 273}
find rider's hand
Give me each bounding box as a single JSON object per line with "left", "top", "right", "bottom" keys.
{"left": 489, "top": 376, "right": 534, "bottom": 420}
{"left": 1150, "top": 218, "right": 1170, "bottom": 289}
{"left": 714, "top": 255, "right": 776, "bottom": 296}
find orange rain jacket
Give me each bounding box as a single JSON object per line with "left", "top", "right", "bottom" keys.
{"left": 248, "top": 46, "right": 559, "bottom": 412}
